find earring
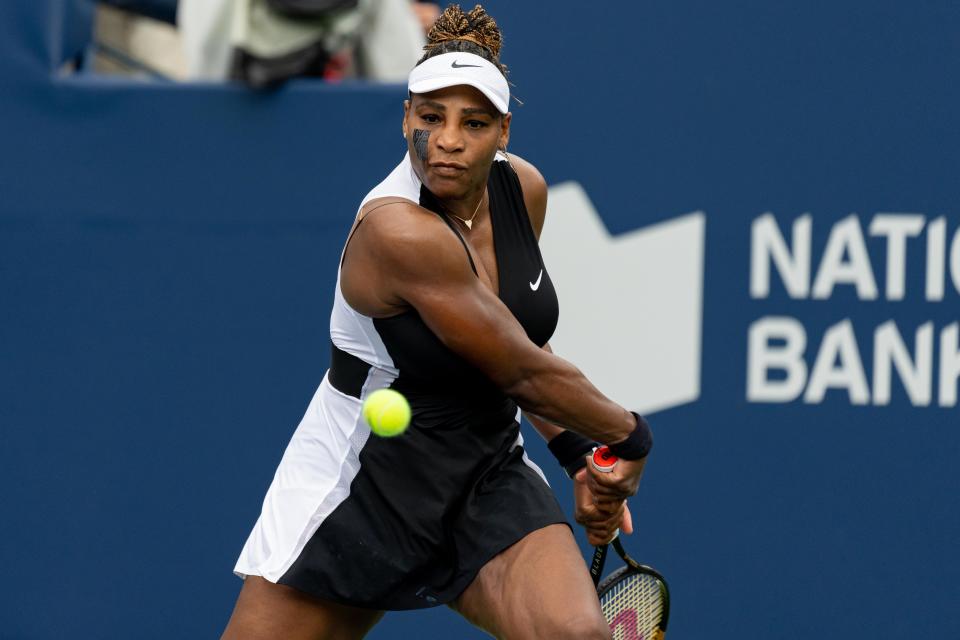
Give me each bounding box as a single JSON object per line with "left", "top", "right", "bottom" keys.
{"left": 500, "top": 145, "right": 514, "bottom": 169}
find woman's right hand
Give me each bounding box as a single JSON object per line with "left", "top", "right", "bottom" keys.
{"left": 573, "top": 468, "right": 633, "bottom": 546}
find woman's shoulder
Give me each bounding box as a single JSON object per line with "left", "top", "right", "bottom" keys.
{"left": 356, "top": 197, "right": 444, "bottom": 241}
{"left": 353, "top": 198, "right": 469, "bottom": 272}
{"left": 502, "top": 153, "right": 546, "bottom": 197}
{"left": 502, "top": 153, "right": 548, "bottom": 238}
{"left": 341, "top": 197, "right": 471, "bottom": 316}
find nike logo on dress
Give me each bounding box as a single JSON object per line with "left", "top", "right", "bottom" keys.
{"left": 451, "top": 60, "right": 482, "bottom": 68}
{"left": 529, "top": 269, "right": 544, "bottom": 291}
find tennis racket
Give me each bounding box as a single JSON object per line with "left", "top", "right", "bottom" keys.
{"left": 588, "top": 446, "right": 670, "bottom": 640}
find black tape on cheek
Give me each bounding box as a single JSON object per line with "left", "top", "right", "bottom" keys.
{"left": 413, "top": 129, "right": 430, "bottom": 162}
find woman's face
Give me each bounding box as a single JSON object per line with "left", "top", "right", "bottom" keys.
{"left": 403, "top": 84, "right": 511, "bottom": 202}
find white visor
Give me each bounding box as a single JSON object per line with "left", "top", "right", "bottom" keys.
{"left": 408, "top": 52, "right": 509, "bottom": 114}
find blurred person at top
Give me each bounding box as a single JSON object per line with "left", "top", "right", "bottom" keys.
{"left": 178, "top": 0, "right": 442, "bottom": 87}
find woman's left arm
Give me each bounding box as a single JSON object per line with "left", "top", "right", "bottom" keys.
{"left": 524, "top": 375, "right": 634, "bottom": 547}
{"left": 514, "top": 152, "right": 645, "bottom": 543}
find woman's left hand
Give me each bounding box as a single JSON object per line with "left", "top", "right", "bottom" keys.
{"left": 572, "top": 468, "right": 633, "bottom": 546}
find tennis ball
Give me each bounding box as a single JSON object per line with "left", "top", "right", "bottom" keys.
{"left": 362, "top": 388, "right": 411, "bottom": 437}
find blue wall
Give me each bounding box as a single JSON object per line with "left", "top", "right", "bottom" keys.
{"left": 2, "top": 2, "right": 959, "bottom": 638}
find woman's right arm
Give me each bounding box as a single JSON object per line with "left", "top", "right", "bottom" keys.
{"left": 344, "top": 203, "right": 638, "bottom": 446}
{"left": 344, "top": 203, "right": 650, "bottom": 499}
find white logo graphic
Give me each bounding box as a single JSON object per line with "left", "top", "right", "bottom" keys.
{"left": 529, "top": 269, "right": 544, "bottom": 291}
{"left": 541, "top": 182, "right": 706, "bottom": 415}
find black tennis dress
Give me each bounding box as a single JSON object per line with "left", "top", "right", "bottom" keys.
{"left": 234, "top": 152, "right": 565, "bottom": 610}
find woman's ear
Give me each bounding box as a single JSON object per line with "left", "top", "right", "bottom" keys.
{"left": 499, "top": 112, "right": 512, "bottom": 151}
{"left": 402, "top": 100, "right": 411, "bottom": 138}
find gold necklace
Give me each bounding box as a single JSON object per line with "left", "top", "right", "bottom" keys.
{"left": 446, "top": 191, "right": 486, "bottom": 230}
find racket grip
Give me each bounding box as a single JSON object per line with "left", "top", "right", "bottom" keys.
{"left": 589, "top": 542, "right": 609, "bottom": 586}
{"left": 591, "top": 446, "right": 619, "bottom": 473}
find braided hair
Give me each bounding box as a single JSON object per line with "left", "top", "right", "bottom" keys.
{"left": 417, "top": 4, "right": 508, "bottom": 78}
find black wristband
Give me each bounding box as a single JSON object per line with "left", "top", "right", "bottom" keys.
{"left": 547, "top": 430, "right": 597, "bottom": 478}
{"left": 607, "top": 413, "right": 653, "bottom": 460}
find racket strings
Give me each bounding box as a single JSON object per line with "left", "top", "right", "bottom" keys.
{"left": 599, "top": 573, "right": 664, "bottom": 640}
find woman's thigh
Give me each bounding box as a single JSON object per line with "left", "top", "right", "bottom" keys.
{"left": 221, "top": 576, "right": 384, "bottom": 640}
{"left": 451, "top": 524, "right": 610, "bottom": 640}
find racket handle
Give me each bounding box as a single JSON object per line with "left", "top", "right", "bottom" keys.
{"left": 590, "top": 446, "right": 621, "bottom": 576}
{"left": 590, "top": 528, "right": 622, "bottom": 587}
{"left": 591, "top": 445, "right": 619, "bottom": 473}
{"left": 589, "top": 542, "right": 609, "bottom": 586}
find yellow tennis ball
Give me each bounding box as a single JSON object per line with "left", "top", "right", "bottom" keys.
{"left": 362, "top": 388, "right": 411, "bottom": 437}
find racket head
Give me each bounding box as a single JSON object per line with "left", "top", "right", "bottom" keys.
{"left": 597, "top": 563, "right": 670, "bottom": 639}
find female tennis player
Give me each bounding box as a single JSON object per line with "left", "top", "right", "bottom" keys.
{"left": 222, "top": 5, "right": 653, "bottom": 639}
